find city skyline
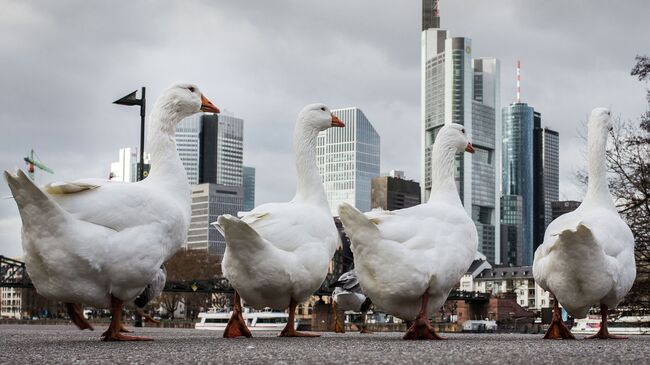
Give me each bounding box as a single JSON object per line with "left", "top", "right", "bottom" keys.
{"left": 1, "top": 1, "right": 649, "bottom": 257}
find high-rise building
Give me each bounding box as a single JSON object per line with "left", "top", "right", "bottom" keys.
{"left": 501, "top": 103, "right": 535, "bottom": 265}
{"left": 551, "top": 200, "right": 581, "bottom": 221}
{"left": 502, "top": 72, "right": 559, "bottom": 263}
{"left": 371, "top": 174, "right": 421, "bottom": 211}
{"left": 186, "top": 183, "right": 244, "bottom": 257}
{"left": 215, "top": 114, "right": 244, "bottom": 186}
{"left": 175, "top": 112, "right": 243, "bottom": 186}
{"left": 316, "top": 107, "right": 380, "bottom": 214}
{"left": 242, "top": 166, "right": 256, "bottom": 211}
{"left": 175, "top": 112, "right": 245, "bottom": 256}
{"left": 109, "top": 147, "right": 150, "bottom": 182}
{"left": 175, "top": 114, "right": 203, "bottom": 184}
{"left": 421, "top": 1, "right": 500, "bottom": 263}
{"left": 534, "top": 126, "right": 559, "bottom": 250}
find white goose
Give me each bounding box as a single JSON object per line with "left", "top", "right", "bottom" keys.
{"left": 533, "top": 108, "right": 636, "bottom": 340}
{"left": 4, "top": 83, "right": 219, "bottom": 341}
{"left": 338, "top": 124, "right": 477, "bottom": 340}
{"left": 214, "top": 103, "right": 344, "bottom": 338}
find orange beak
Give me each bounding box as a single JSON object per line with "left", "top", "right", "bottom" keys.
{"left": 465, "top": 142, "right": 475, "bottom": 153}
{"left": 200, "top": 94, "right": 220, "bottom": 113}
{"left": 331, "top": 113, "right": 345, "bottom": 127}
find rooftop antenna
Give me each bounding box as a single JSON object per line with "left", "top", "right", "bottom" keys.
{"left": 516, "top": 60, "right": 521, "bottom": 103}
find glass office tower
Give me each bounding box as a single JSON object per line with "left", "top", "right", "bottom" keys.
{"left": 502, "top": 103, "right": 535, "bottom": 265}
{"left": 316, "top": 107, "right": 380, "bottom": 214}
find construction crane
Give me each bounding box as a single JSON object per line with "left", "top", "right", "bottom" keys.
{"left": 23, "top": 149, "right": 54, "bottom": 180}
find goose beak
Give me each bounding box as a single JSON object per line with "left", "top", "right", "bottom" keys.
{"left": 465, "top": 142, "right": 475, "bottom": 153}
{"left": 331, "top": 113, "right": 345, "bottom": 127}
{"left": 200, "top": 94, "right": 220, "bottom": 113}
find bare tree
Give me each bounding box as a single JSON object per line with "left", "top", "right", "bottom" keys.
{"left": 158, "top": 248, "right": 222, "bottom": 319}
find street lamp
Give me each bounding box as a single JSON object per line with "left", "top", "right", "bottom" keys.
{"left": 113, "top": 87, "right": 146, "bottom": 181}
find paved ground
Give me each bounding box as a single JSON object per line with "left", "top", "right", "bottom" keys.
{"left": 1, "top": 325, "right": 648, "bottom": 364}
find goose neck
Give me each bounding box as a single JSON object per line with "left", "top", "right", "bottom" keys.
{"left": 292, "top": 125, "right": 328, "bottom": 208}
{"left": 584, "top": 125, "right": 615, "bottom": 209}
{"left": 428, "top": 143, "right": 461, "bottom": 204}
{"left": 145, "top": 107, "right": 187, "bottom": 186}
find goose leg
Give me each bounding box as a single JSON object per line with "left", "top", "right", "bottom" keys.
{"left": 278, "top": 299, "right": 320, "bottom": 337}
{"left": 332, "top": 300, "right": 345, "bottom": 333}
{"left": 65, "top": 303, "right": 94, "bottom": 331}
{"left": 137, "top": 308, "right": 160, "bottom": 324}
{"left": 223, "top": 291, "right": 252, "bottom": 338}
{"left": 403, "top": 288, "right": 445, "bottom": 340}
{"left": 359, "top": 311, "right": 372, "bottom": 334}
{"left": 101, "top": 295, "right": 152, "bottom": 341}
{"left": 585, "top": 304, "right": 627, "bottom": 340}
{"left": 543, "top": 296, "right": 575, "bottom": 339}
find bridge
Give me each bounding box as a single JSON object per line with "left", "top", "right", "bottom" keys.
{"left": 1, "top": 255, "right": 489, "bottom": 301}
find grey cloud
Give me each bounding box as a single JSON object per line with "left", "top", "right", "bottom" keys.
{"left": 1, "top": 0, "right": 648, "bottom": 257}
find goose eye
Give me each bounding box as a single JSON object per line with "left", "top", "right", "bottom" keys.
{"left": 461, "top": 128, "right": 465, "bottom": 134}
{"left": 188, "top": 87, "right": 195, "bottom": 93}
{"left": 320, "top": 107, "right": 326, "bottom": 111}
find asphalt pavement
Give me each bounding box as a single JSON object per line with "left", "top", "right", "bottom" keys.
{"left": 0, "top": 324, "right": 648, "bottom": 364}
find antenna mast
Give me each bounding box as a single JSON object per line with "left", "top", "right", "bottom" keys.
{"left": 516, "top": 60, "right": 521, "bottom": 103}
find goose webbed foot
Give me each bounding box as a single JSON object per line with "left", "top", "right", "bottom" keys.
{"left": 585, "top": 304, "right": 627, "bottom": 340}
{"left": 101, "top": 296, "right": 152, "bottom": 341}
{"left": 543, "top": 317, "right": 575, "bottom": 339}
{"left": 278, "top": 298, "right": 320, "bottom": 338}
{"left": 137, "top": 308, "right": 160, "bottom": 324}
{"left": 359, "top": 325, "right": 372, "bottom": 334}
{"left": 223, "top": 291, "right": 252, "bottom": 338}
{"left": 65, "top": 302, "right": 94, "bottom": 331}
{"left": 543, "top": 297, "right": 575, "bottom": 340}
{"left": 403, "top": 289, "right": 445, "bottom": 340}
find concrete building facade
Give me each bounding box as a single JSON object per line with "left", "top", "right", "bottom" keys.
{"left": 371, "top": 175, "right": 421, "bottom": 211}
{"left": 186, "top": 183, "right": 244, "bottom": 257}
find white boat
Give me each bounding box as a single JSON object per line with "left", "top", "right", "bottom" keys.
{"left": 195, "top": 309, "right": 297, "bottom": 331}
{"left": 462, "top": 320, "right": 498, "bottom": 333}
{"left": 571, "top": 316, "right": 650, "bottom": 335}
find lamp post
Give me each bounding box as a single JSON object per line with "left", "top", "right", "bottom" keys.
{"left": 113, "top": 87, "right": 146, "bottom": 181}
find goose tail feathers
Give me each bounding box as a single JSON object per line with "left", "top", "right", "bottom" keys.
{"left": 213, "top": 214, "right": 268, "bottom": 252}
{"left": 4, "top": 169, "right": 68, "bottom": 227}
{"left": 338, "top": 202, "right": 380, "bottom": 246}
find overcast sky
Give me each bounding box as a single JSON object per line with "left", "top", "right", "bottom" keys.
{"left": 1, "top": 0, "right": 648, "bottom": 258}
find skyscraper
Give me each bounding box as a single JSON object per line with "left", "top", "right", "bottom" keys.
{"left": 175, "top": 114, "right": 203, "bottom": 184}
{"left": 186, "top": 183, "right": 243, "bottom": 257}
{"left": 109, "top": 147, "right": 150, "bottom": 182}
{"left": 421, "top": 0, "right": 501, "bottom": 263}
{"left": 242, "top": 166, "right": 256, "bottom": 211}
{"left": 175, "top": 112, "right": 243, "bottom": 186}
{"left": 501, "top": 103, "right": 535, "bottom": 265}
{"left": 502, "top": 63, "right": 559, "bottom": 264}
{"left": 215, "top": 114, "right": 244, "bottom": 186}
{"left": 316, "top": 107, "right": 380, "bottom": 214}
{"left": 175, "top": 112, "right": 245, "bottom": 255}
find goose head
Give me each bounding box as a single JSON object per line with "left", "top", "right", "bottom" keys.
{"left": 589, "top": 107, "right": 613, "bottom": 133}
{"left": 297, "top": 103, "right": 345, "bottom": 133}
{"left": 155, "top": 83, "right": 220, "bottom": 125}
{"left": 436, "top": 123, "right": 474, "bottom": 154}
